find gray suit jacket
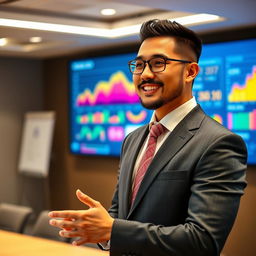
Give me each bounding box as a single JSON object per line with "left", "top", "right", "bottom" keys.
{"left": 108, "top": 105, "right": 247, "bottom": 256}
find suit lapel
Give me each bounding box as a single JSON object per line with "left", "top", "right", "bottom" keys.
{"left": 119, "top": 125, "right": 149, "bottom": 218}
{"left": 128, "top": 105, "right": 205, "bottom": 217}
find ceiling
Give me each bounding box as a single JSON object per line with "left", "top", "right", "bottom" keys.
{"left": 0, "top": 0, "right": 255, "bottom": 59}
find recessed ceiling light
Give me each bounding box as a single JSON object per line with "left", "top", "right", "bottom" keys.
{"left": 171, "top": 13, "right": 221, "bottom": 26}
{"left": 29, "top": 36, "right": 42, "bottom": 43}
{"left": 100, "top": 8, "right": 116, "bottom": 16}
{"left": 0, "top": 38, "right": 8, "bottom": 46}
{"left": 0, "top": 14, "right": 224, "bottom": 39}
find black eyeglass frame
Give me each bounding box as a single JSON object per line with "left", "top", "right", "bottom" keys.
{"left": 128, "top": 57, "right": 192, "bottom": 75}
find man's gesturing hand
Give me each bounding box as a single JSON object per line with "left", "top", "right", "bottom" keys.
{"left": 48, "top": 189, "right": 114, "bottom": 246}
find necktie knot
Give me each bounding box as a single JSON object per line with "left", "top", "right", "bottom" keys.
{"left": 150, "top": 123, "right": 166, "bottom": 138}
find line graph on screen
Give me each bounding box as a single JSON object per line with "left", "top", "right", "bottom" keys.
{"left": 76, "top": 71, "right": 139, "bottom": 106}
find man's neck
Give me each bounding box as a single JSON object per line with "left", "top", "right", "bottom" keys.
{"left": 155, "top": 96, "right": 194, "bottom": 121}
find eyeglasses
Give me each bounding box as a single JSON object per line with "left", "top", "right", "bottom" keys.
{"left": 128, "top": 56, "right": 192, "bottom": 74}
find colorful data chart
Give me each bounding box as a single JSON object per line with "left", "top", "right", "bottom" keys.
{"left": 126, "top": 110, "right": 147, "bottom": 124}
{"left": 77, "top": 111, "right": 125, "bottom": 125}
{"left": 107, "top": 126, "right": 125, "bottom": 142}
{"left": 76, "top": 125, "right": 126, "bottom": 142}
{"left": 228, "top": 66, "right": 256, "bottom": 102}
{"left": 76, "top": 126, "right": 106, "bottom": 141}
{"left": 227, "top": 110, "right": 256, "bottom": 130}
{"left": 76, "top": 71, "right": 139, "bottom": 106}
{"left": 76, "top": 109, "right": 148, "bottom": 125}
{"left": 211, "top": 114, "right": 223, "bottom": 124}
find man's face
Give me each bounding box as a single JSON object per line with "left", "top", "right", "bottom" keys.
{"left": 133, "top": 36, "right": 197, "bottom": 120}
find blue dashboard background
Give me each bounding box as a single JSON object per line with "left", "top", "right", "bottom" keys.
{"left": 69, "top": 38, "right": 256, "bottom": 164}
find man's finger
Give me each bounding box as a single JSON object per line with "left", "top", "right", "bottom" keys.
{"left": 49, "top": 219, "right": 75, "bottom": 229}
{"left": 48, "top": 210, "right": 78, "bottom": 219}
{"left": 72, "top": 237, "right": 87, "bottom": 246}
{"left": 63, "top": 218, "right": 74, "bottom": 231}
{"left": 59, "top": 230, "right": 83, "bottom": 238}
{"left": 76, "top": 189, "right": 99, "bottom": 208}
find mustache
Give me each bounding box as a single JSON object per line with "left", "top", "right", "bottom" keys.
{"left": 138, "top": 79, "right": 164, "bottom": 89}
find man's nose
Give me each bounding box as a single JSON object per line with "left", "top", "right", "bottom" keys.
{"left": 141, "top": 63, "right": 155, "bottom": 80}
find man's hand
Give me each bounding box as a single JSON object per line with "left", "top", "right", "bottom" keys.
{"left": 48, "top": 189, "right": 114, "bottom": 246}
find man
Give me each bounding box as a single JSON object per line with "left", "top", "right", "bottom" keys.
{"left": 49, "top": 19, "right": 247, "bottom": 256}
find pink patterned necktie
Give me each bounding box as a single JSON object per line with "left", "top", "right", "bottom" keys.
{"left": 131, "top": 123, "right": 166, "bottom": 205}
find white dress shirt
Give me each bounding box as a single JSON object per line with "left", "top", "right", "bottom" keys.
{"left": 132, "top": 97, "right": 197, "bottom": 185}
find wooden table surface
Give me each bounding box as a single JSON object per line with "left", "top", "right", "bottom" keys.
{"left": 0, "top": 230, "right": 109, "bottom": 256}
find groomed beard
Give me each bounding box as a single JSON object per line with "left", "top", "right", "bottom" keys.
{"left": 139, "top": 97, "right": 165, "bottom": 110}
{"left": 139, "top": 84, "right": 183, "bottom": 110}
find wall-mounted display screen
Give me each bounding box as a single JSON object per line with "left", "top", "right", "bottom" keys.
{"left": 194, "top": 38, "right": 256, "bottom": 164}
{"left": 69, "top": 38, "right": 256, "bottom": 164}
{"left": 69, "top": 52, "right": 153, "bottom": 156}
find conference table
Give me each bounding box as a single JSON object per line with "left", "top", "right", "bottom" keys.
{"left": 0, "top": 230, "right": 109, "bottom": 256}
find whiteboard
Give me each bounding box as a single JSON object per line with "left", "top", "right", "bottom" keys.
{"left": 18, "top": 111, "right": 55, "bottom": 177}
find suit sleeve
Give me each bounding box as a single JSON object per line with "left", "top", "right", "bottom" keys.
{"left": 109, "top": 133, "right": 247, "bottom": 256}
{"left": 108, "top": 178, "right": 119, "bottom": 219}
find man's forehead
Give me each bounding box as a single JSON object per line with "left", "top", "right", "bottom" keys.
{"left": 139, "top": 36, "right": 176, "bottom": 49}
{"left": 137, "top": 37, "right": 177, "bottom": 58}
{"left": 135, "top": 54, "right": 168, "bottom": 60}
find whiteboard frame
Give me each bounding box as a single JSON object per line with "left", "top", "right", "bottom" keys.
{"left": 18, "top": 111, "right": 55, "bottom": 177}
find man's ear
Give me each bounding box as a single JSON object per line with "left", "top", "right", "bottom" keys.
{"left": 185, "top": 62, "right": 200, "bottom": 83}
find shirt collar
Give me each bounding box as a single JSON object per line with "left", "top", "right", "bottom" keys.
{"left": 149, "top": 97, "right": 197, "bottom": 132}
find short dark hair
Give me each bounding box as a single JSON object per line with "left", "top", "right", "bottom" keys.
{"left": 140, "top": 19, "right": 202, "bottom": 62}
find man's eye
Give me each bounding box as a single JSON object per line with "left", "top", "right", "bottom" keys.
{"left": 153, "top": 60, "right": 165, "bottom": 66}
{"left": 135, "top": 62, "right": 144, "bottom": 68}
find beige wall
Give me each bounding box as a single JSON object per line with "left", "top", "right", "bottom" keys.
{"left": 44, "top": 57, "right": 256, "bottom": 256}
{"left": 0, "top": 57, "right": 43, "bottom": 204}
